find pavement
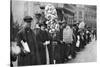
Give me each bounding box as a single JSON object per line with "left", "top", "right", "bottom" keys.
{"left": 68, "top": 39, "right": 97, "bottom": 63}
{"left": 12, "top": 39, "right": 97, "bottom": 66}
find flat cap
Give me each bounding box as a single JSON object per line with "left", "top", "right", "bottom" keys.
{"left": 23, "top": 16, "right": 33, "bottom": 23}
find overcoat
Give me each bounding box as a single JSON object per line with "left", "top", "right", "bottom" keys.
{"left": 17, "top": 28, "right": 41, "bottom": 66}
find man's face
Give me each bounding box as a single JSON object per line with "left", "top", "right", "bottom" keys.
{"left": 41, "top": 26, "right": 45, "bottom": 30}
{"left": 66, "top": 25, "right": 70, "bottom": 29}
{"left": 26, "top": 23, "right": 31, "bottom": 28}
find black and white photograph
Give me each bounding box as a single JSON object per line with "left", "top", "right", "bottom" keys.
{"left": 10, "top": 0, "right": 97, "bottom": 67}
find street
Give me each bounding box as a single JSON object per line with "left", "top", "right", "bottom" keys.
{"left": 68, "top": 39, "right": 97, "bottom": 63}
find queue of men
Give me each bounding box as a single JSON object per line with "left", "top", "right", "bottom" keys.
{"left": 10, "top": 15, "right": 97, "bottom": 67}
{"left": 10, "top": 3, "right": 97, "bottom": 67}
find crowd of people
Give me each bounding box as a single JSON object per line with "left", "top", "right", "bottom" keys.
{"left": 10, "top": 4, "right": 97, "bottom": 67}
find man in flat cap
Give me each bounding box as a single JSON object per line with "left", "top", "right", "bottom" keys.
{"left": 17, "top": 16, "right": 41, "bottom": 66}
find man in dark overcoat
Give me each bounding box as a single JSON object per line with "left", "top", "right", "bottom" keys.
{"left": 17, "top": 16, "right": 41, "bottom": 66}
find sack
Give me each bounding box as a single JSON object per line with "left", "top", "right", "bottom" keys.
{"left": 63, "top": 28, "right": 73, "bottom": 43}
{"left": 11, "top": 45, "right": 21, "bottom": 55}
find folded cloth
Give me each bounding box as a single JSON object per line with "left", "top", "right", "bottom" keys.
{"left": 21, "top": 40, "right": 30, "bottom": 53}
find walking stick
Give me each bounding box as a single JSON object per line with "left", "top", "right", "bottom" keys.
{"left": 45, "top": 45, "right": 50, "bottom": 64}
{"left": 52, "top": 33, "right": 57, "bottom": 64}
{"left": 52, "top": 43, "right": 56, "bottom": 64}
